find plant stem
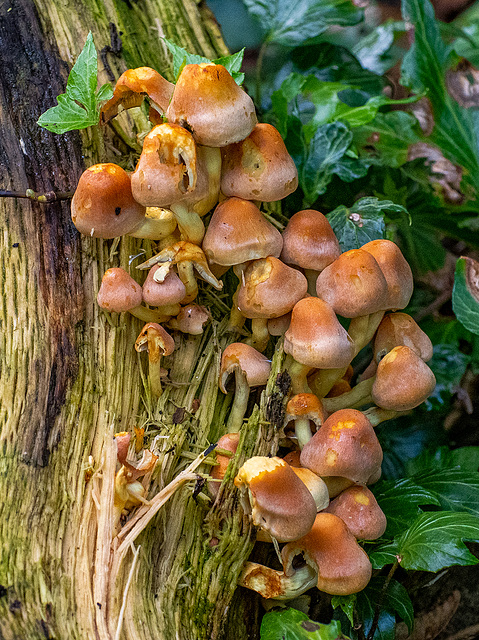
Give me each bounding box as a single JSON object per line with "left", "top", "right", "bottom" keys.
{"left": 366, "top": 561, "right": 399, "bottom": 640}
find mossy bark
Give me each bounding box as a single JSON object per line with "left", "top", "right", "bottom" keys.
{"left": 0, "top": 2, "right": 276, "bottom": 639}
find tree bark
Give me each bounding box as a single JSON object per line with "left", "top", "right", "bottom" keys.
{"left": 0, "top": 2, "right": 279, "bottom": 638}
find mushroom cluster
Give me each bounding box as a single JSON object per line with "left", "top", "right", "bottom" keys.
{"left": 71, "top": 62, "right": 436, "bottom": 602}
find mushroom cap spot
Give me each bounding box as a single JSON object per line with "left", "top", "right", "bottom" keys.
{"left": 282, "top": 512, "right": 372, "bottom": 595}
{"left": 237, "top": 256, "right": 308, "bottom": 319}
{"left": 167, "top": 64, "right": 257, "bottom": 147}
{"left": 221, "top": 123, "right": 298, "bottom": 201}
{"left": 234, "top": 456, "right": 317, "bottom": 542}
{"left": 372, "top": 345, "right": 436, "bottom": 411}
{"left": 316, "top": 249, "right": 389, "bottom": 318}
{"left": 71, "top": 163, "right": 146, "bottom": 239}
{"left": 300, "top": 409, "right": 383, "bottom": 485}
{"left": 202, "top": 197, "right": 283, "bottom": 266}
{"left": 97, "top": 268, "right": 142, "bottom": 312}
{"left": 325, "top": 485, "right": 387, "bottom": 540}
{"left": 361, "top": 239, "right": 413, "bottom": 310}
{"left": 281, "top": 209, "right": 341, "bottom": 272}
{"left": 284, "top": 297, "right": 355, "bottom": 369}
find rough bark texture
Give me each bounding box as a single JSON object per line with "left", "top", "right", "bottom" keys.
{"left": 0, "top": 2, "right": 271, "bottom": 638}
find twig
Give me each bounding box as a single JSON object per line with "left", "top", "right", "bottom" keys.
{"left": 0, "top": 188, "right": 74, "bottom": 202}
{"left": 445, "top": 624, "right": 479, "bottom": 640}
{"left": 366, "top": 561, "right": 399, "bottom": 640}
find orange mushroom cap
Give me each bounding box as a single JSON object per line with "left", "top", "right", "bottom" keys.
{"left": 361, "top": 239, "right": 413, "bottom": 310}
{"left": 325, "top": 484, "right": 387, "bottom": 540}
{"left": 97, "top": 268, "right": 142, "bottom": 313}
{"left": 374, "top": 312, "right": 433, "bottom": 363}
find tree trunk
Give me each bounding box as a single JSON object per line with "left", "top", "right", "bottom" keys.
{"left": 0, "top": 2, "right": 279, "bottom": 638}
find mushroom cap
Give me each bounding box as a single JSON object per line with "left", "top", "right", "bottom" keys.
{"left": 169, "top": 304, "right": 210, "bottom": 335}
{"left": 284, "top": 297, "right": 355, "bottom": 369}
{"left": 372, "top": 345, "right": 436, "bottom": 411}
{"left": 97, "top": 268, "right": 142, "bottom": 312}
{"left": 234, "top": 456, "right": 317, "bottom": 542}
{"left": 219, "top": 342, "right": 271, "bottom": 392}
{"left": 166, "top": 63, "right": 257, "bottom": 147}
{"left": 267, "top": 312, "right": 291, "bottom": 336}
{"left": 284, "top": 393, "right": 326, "bottom": 430}
{"left": 71, "top": 163, "right": 146, "bottom": 239}
{"left": 142, "top": 267, "right": 186, "bottom": 307}
{"left": 374, "top": 312, "right": 433, "bottom": 363}
{"left": 100, "top": 67, "right": 174, "bottom": 123}
{"left": 281, "top": 209, "right": 341, "bottom": 272}
{"left": 316, "top": 249, "right": 389, "bottom": 318}
{"left": 291, "top": 467, "right": 330, "bottom": 512}
{"left": 221, "top": 123, "right": 298, "bottom": 201}
{"left": 282, "top": 512, "right": 372, "bottom": 595}
{"left": 300, "top": 409, "right": 383, "bottom": 485}
{"left": 134, "top": 322, "right": 175, "bottom": 357}
{"left": 202, "top": 198, "right": 283, "bottom": 266}
{"left": 361, "top": 239, "right": 413, "bottom": 310}
{"left": 237, "top": 257, "right": 308, "bottom": 319}
{"left": 325, "top": 484, "right": 387, "bottom": 540}
{"left": 181, "top": 145, "right": 222, "bottom": 216}
{"left": 130, "top": 123, "right": 197, "bottom": 207}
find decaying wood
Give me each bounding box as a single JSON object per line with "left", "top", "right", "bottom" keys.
{"left": 0, "top": 2, "right": 275, "bottom": 638}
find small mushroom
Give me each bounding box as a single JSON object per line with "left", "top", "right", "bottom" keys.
{"left": 209, "top": 432, "right": 240, "bottom": 498}
{"left": 325, "top": 485, "right": 387, "bottom": 540}
{"left": 142, "top": 266, "right": 186, "bottom": 316}
{"left": 234, "top": 456, "right": 317, "bottom": 542}
{"left": 134, "top": 323, "right": 175, "bottom": 397}
{"left": 168, "top": 304, "right": 210, "bottom": 335}
{"left": 237, "top": 561, "right": 317, "bottom": 601}
{"left": 284, "top": 393, "right": 326, "bottom": 449}
{"left": 374, "top": 312, "right": 433, "bottom": 363}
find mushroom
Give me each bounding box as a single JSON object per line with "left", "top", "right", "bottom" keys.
{"left": 237, "top": 256, "right": 308, "bottom": 352}
{"left": 166, "top": 63, "right": 257, "bottom": 147}
{"left": 220, "top": 123, "right": 298, "bottom": 201}
{"left": 168, "top": 303, "right": 210, "bottom": 335}
{"left": 134, "top": 323, "right": 175, "bottom": 397}
{"left": 238, "top": 561, "right": 317, "bottom": 600}
{"left": 209, "top": 432, "right": 240, "bottom": 498}
{"left": 374, "top": 312, "right": 433, "bottom": 363}
{"left": 281, "top": 512, "right": 372, "bottom": 595}
{"left": 290, "top": 467, "right": 330, "bottom": 512}
{"left": 100, "top": 67, "right": 174, "bottom": 124}
{"left": 71, "top": 163, "right": 175, "bottom": 240}
{"left": 300, "top": 409, "right": 383, "bottom": 486}
{"left": 142, "top": 266, "right": 186, "bottom": 317}
{"left": 219, "top": 342, "right": 271, "bottom": 432}
{"left": 325, "top": 484, "right": 387, "bottom": 540}
{"left": 283, "top": 393, "right": 326, "bottom": 450}
{"left": 234, "top": 456, "right": 317, "bottom": 542}
{"left": 283, "top": 297, "right": 355, "bottom": 394}
{"left": 97, "top": 267, "right": 170, "bottom": 323}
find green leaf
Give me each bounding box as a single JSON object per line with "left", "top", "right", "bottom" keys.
{"left": 373, "top": 478, "right": 440, "bottom": 538}
{"left": 353, "top": 112, "right": 422, "bottom": 168}
{"left": 425, "top": 344, "right": 470, "bottom": 410}
{"left": 163, "top": 39, "right": 245, "bottom": 84}
{"left": 301, "top": 122, "right": 353, "bottom": 206}
{"left": 260, "top": 608, "right": 350, "bottom": 640}
{"left": 406, "top": 446, "right": 479, "bottom": 475}
{"left": 37, "top": 32, "right": 111, "bottom": 134}
{"left": 331, "top": 595, "right": 356, "bottom": 627}
{"left": 413, "top": 468, "right": 479, "bottom": 516}
{"left": 326, "top": 197, "right": 409, "bottom": 252}
{"left": 332, "top": 94, "right": 421, "bottom": 129}
{"left": 400, "top": 0, "right": 479, "bottom": 192}
{"left": 356, "top": 578, "right": 414, "bottom": 636}
{"left": 453, "top": 257, "right": 479, "bottom": 335}
{"left": 373, "top": 512, "right": 479, "bottom": 572}
{"left": 243, "top": 0, "right": 364, "bottom": 47}
{"left": 352, "top": 20, "right": 406, "bottom": 75}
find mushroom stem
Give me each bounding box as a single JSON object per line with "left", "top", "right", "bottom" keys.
{"left": 362, "top": 406, "right": 402, "bottom": 427}
{"left": 249, "top": 318, "right": 270, "bottom": 352}
{"left": 294, "top": 417, "right": 313, "bottom": 450}
{"left": 284, "top": 355, "right": 312, "bottom": 394}
{"left": 129, "top": 306, "right": 171, "bottom": 324}
{"left": 177, "top": 261, "right": 198, "bottom": 303}
{"left": 170, "top": 202, "right": 205, "bottom": 245}
{"left": 321, "top": 378, "right": 375, "bottom": 413}
{"left": 129, "top": 208, "right": 177, "bottom": 240}
{"left": 238, "top": 561, "right": 318, "bottom": 600}
{"left": 228, "top": 285, "right": 246, "bottom": 333}
{"left": 135, "top": 323, "right": 175, "bottom": 398}
{"left": 226, "top": 368, "right": 250, "bottom": 433}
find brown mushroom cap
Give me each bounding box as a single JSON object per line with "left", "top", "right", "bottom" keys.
{"left": 221, "top": 123, "right": 298, "bottom": 201}
{"left": 167, "top": 63, "right": 257, "bottom": 147}
{"left": 168, "top": 303, "right": 210, "bottom": 335}
{"left": 234, "top": 456, "right": 317, "bottom": 542}
{"left": 130, "top": 123, "right": 197, "bottom": 207}
{"left": 97, "top": 268, "right": 143, "bottom": 313}
{"left": 135, "top": 322, "right": 175, "bottom": 358}
{"left": 361, "top": 239, "right": 413, "bottom": 310}
{"left": 372, "top": 345, "right": 436, "bottom": 411}
{"left": 281, "top": 209, "right": 341, "bottom": 272}
{"left": 282, "top": 512, "right": 372, "bottom": 595}
{"left": 142, "top": 267, "right": 186, "bottom": 307}
{"left": 374, "top": 312, "right": 433, "bottom": 363}
{"left": 315, "top": 249, "right": 388, "bottom": 318}
{"left": 219, "top": 342, "right": 271, "bottom": 392}
{"left": 291, "top": 467, "right": 330, "bottom": 512}
{"left": 202, "top": 197, "right": 283, "bottom": 266}
{"left": 284, "top": 297, "right": 355, "bottom": 369}
{"left": 71, "top": 163, "right": 146, "bottom": 239}
{"left": 325, "top": 485, "right": 387, "bottom": 540}
{"left": 300, "top": 409, "right": 383, "bottom": 485}
{"left": 237, "top": 257, "right": 308, "bottom": 319}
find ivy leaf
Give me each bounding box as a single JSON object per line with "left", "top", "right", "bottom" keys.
{"left": 243, "top": 0, "right": 364, "bottom": 47}
{"left": 352, "top": 20, "right": 406, "bottom": 75}
{"left": 37, "top": 32, "right": 113, "bottom": 134}
{"left": 260, "top": 608, "right": 350, "bottom": 640}
{"left": 453, "top": 257, "right": 479, "bottom": 336}
{"left": 412, "top": 468, "right": 479, "bottom": 517}
{"left": 163, "top": 39, "right": 245, "bottom": 84}
{"left": 301, "top": 122, "right": 353, "bottom": 206}
{"left": 372, "top": 511, "right": 479, "bottom": 571}
{"left": 406, "top": 446, "right": 479, "bottom": 475}
{"left": 372, "top": 477, "right": 440, "bottom": 538}
{"left": 326, "top": 197, "right": 409, "bottom": 251}
{"left": 331, "top": 595, "right": 356, "bottom": 627}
